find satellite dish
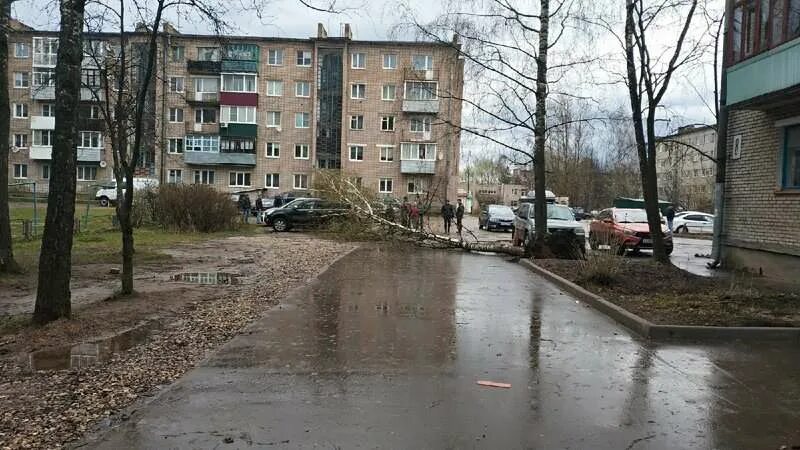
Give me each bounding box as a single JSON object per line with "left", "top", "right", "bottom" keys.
{"left": 99, "top": 161, "right": 108, "bottom": 168}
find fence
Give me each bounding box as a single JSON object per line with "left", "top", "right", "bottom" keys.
{"left": 8, "top": 182, "right": 106, "bottom": 240}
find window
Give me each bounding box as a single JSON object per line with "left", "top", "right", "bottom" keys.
{"left": 13, "top": 72, "right": 29, "bottom": 88}
{"left": 194, "top": 170, "right": 215, "bottom": 184}
{"left": 194, "top": 77, "right": 219, "bottom": 93}
{"left": 13, "top": 134, "right": 28, "bottom": 148}
{"left": 405, "top": 81, "right": 437, "bottom": 100}
{"left": 170, "top": 46, "right": 185, "bottom": 62}
{"left": 349, "top": 145, "right": 364, "bottom": 161}
{"left": 33, "top": 130, "right": 53, "bottom": 146}
{"left": 195, "top": 108, "right": 216, "bottom": 124}
{"left": 265, "top": 142, "right": 280, "bottom": 158}
{"left": 13, "top": 164, "right": 28, "bottom": 179}
{"left": 407, "top": 178, "right": 428, "bottom": 194}
{"left": 168, "top": 138, "right": 184, "bottom": 153}
{"left": 33, "top": 37, "right": 58, "bottom": 66}
{"left": 88, "top": 105, "right": 100, "bottom": 119}
{"left": 32, "top": 68, "right": 55, "bottom": 86}
{"left": 295, "top": 112, "right": 310, "bottom": 128}
{"left": 221, "top": 138, "right": 255, "bottom": 153}
{"left": 14, "top": 42, "right": 30, "bottom": 58}
{"left": 782, "top": 124, "right": 800, "bottom": 188}
{"left": 268, "top": 49, "right": 284, "bottom": 65}
{"left": 295, "top": 81, "right": 311, "bottom": 97}
{"left": 412, "top": 54, "right": 433, "bottom": 70}
{"left": 197, "top": 47, "right": 220, "bottom": 61}
{"left": 82, "top": 40, "right": 106, "bottom": 60}
{"left": 350, "top": 115, "right": 364, "bottom": 130}
{"left": 293, "top": 174, "right": 309, "bottom": 190}
{"left": 222, "top": 74, "right": 256, "bottom": 92}
{"left": 80, "top": 131, "right": 102, "bottom": 148}
{"left": 13, "top": 104, "right": 28, "bottom": 118}
{"left": 383, "top": 54, "right": 397, "bottom": 69}
{"left": 410, "top": 116, "right": 432, "bottom": 132}
{"left": 349, "top": 177, "right": 363, "bottom": 187}
{"left": 221, "top": 106, "right": 256, "bottom": 123}
{"left": 41, "top": 164, "right": 50, "bottom": 179}
{"left": 185, "top": 135, "right": 219, "bottom": 152}
{"left": 382, "top": 84, "right": 396, "bottom": 101}
{"left": 77, "top": 166, "right": 97, "bottom": 181}
{"left": 351, "top": 83, "right": 366, "bottom": 99}
{"left": 401, "top": 142, "right": 437, "bottom": 160}
{"left": 267, "top": 80, "right": 283, "bottom": 96}
{"left": 265, "top": 173, "right": 280, "bottom": 188}
{"left": 296, "top": 50, "right": 312, "bottom": 66}
{"left": 169, "top": 107, "right": 184, "bottom": 122}
{"left": 229, "top": 172, "right": 252, "bottom": 187}
{"left": 266, "top": 111, "right": 281, "bottom": 127}
{"left": 168, "top": 169, "right": 183, "bottom": 183}
{"left": 379, "top": 178, "right": 393, "bottom": 193}
{"left": 81, "top": 68, "right": 100, "bottom": 87}
{"left": 294, "top": 144, "right": 309, "bottom": 159}
{"left": 381, "top": 116, "right": 395, "bottom": 131}
{"left": 169, "top": 77, "right": 184, "bottom": 93}
{"left": 351, "top": 52, "right": 366, "bottom": 69}
{"left": 41, "top": 104, "right": 55, "bottom": 117}
{"left": 378, "top": 145, "right": 394, "bottom": 162}
{"left": 729, "top": 0, "right": 800, "bottom": 64}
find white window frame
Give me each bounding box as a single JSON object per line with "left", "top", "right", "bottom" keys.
{"left": 14, "top": 42, "right": 30, "bottom": 58}
{"left": 170, "top": 45, "right": 185, "bottom": 62}
{"left": 196, "top": 47, "right": 221, "bottom": 62}
{"left": 168, "top": 76, "right": 185, "bottom": 93}
{"left": 77, "top": 165, "right": 98, "bottom": 181}
{"left": 168, "top": 137, "right": 184, "bottom": 154}
{"left": 295, "top": 112, "right": 310, "bottom": 129}
{"left": 293, "top": 173, "right": 309, "bottom": 190}
{"left": 13, "top": 164, "right": 28, "bottom": 179}
{"left": 379, "top": 178, "right": 393, "bottom": 193}
{"left": 268, "top": 48, "right": 284, "bottom": 66}
{"left": 351, "top": 52, "right": 366, "bottom": 69}
{"left": 266, "top": 111, "right": 282, "bottom": 127}
{"left": 79, "top": 131, "right": 103, "bottom": 149}
{"left": 350, "top": 115, "right": 364, "bottom": 130}
{"left": 407, "top": 177, "right": 428, "bottom": 195}
{"left": 266, "top": 80, "right": 283, "bottom": 97}
{"left": 88, "top": 105, "right": 100, "bottom": 119}
{"left": 41, "top": 103, "right": 55, "bottom": 117}
{"left": 13, "top": 103, "right": 28, "bottom": 118}
{"left": 378, "top": 145, "right": 395, "bottom": 162}
{"left": 168, "top": 107, "right": 184, "bottom": 123}
{"left": 194, "top": 108, "right": 217, "bottom": 124}
{"left": 221, "top": 106, "right": 257, "bottom": 124}
{"left": 410, "top": 116, "right": 432, "bottom": 132}
{"left": 349, "top": 144, "right": 365, "bottom": 161}
{"left": 382, "top": 53, "right": 397, "bottom": 69}
{"left": 264, "top": 173, "right": 280, "bottom": 189}
{"left": 167, "top": 169, "right": 183, "bottom": 184}
{"left": 33, "top": 129, "right": 53, "bottom": 146}
{"left": 404, "top": 81, "right": 438, "bottom": 100}
{"left": 296, "top": 50, "right": 312, "bottom": 67}
{"left": 381, "top": 116, "right": 395, "bottom": 131}
{"left": 411, "top": 54, "right": 434, "bottom": 70}
{"left": 221, "top": 74, "right": 257, "bottom": 93}
{"left": 228, "top": 171, "right": 252, "bottom": 187}
{"left": 13, "top": 133, "right": 28, "bottom": 149}
{"left": 382, "top": 84, "right": 396, "bottom": 101}
{"left": 185, "top": 135, "right": 220, "bottom": 152}
{"left": 13, "top": 72, "right": 29, "bottom": 88}
{"left": 194, "top": 169, "right": 215, "bottom": 184}
{"left": 194, "top": 77, "right": 220, "bottom": 94}
{"left": 351, "top": 83, "right": 366, "bottom": 99}
{"left": 295, "top": 81, "right": 311, "bottom": 97}
{"left": 41, "top": 164, "right": 50, "bottom": 179}
{"left": 294, "top": 144, "right": 310, "bottom": 159}
{"left": 401, "top": 142, "right": 437, "bottom": 161}
{"left": 265, "top": 142, "right": 280, "bottom": 158}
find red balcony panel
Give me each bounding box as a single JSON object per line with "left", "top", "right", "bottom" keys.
{"left": 219, "top": 92, "right": 258, "bottom": 106}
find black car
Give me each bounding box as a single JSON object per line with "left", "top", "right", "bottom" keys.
{"left": 478, "top": 204, "right": 515, "bottom": 231}
{"left": 263, "top": 198, "right": 349, "bottom": 232}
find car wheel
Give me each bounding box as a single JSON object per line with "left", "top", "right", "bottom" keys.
{"left": 272, "top": 217, "right": 289, "bottom": 232}
{"left": 98, "top": 196, "right": 110, "bottom": 207}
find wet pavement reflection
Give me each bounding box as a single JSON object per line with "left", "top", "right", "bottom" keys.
{"left": 94, "top": 246, "right": 800, "bottom": 449}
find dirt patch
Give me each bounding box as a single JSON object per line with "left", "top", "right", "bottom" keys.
{"left": 536, "top": 258, "right": 800, "bottom": 327}
{"left": 0, "top": 232, "right": 355, "bottom": 449}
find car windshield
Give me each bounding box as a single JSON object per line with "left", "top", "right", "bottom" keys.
{"left": 282, "top": 199, "right": 306, "bottom": 209}
{"left": 614, "top": 209, "right": 649, "bottom": 223}
{"left": 488, "top": 205, "right": 513, "bottom": 216}
{"left": 547, "top": 204, "right": 574, "bottom": 221}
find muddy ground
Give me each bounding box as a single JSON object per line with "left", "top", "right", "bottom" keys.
{"left": 0, "top": 232, "right": 355, "bottom": 449}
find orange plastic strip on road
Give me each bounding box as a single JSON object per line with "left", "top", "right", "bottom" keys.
{"left": 476, "top": 380, "right": 512, "bottom": 389}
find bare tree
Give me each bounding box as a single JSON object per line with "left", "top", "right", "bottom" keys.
{"left": 0, "top": 0, "right": 20, "bottom": 273}
{"left": 33, "top": 0, "right": 87, "bottom": 324}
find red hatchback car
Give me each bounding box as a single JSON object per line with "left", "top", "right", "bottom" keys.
{"left": 589, "top": 208, "right": 673, "bottom": 255}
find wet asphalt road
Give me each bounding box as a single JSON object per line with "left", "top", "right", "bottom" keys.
{"left": 93, "top": 246, "right": 800, "bottom": 449}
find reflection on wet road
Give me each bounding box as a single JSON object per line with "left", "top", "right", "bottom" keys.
{"left": 95, "top": 246, "right": 800, "bottom": 449}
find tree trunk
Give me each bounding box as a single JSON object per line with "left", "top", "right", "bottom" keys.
{"left": 645, "top": 115, "right": 669, "bottom": 263}
{"left": 531, "top": 0, "right": 550, "bottom": 256}
{"left": 33, "top": 0, "right": 86, "bottom": 324}
{"left": 119, "top": 202, "right": 134, "bottom": 294}
{"left": 0, "top": 0, "right": 20, "bottom": 273}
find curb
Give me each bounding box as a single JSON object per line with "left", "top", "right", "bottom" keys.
{"left": 520, "top": 259, "right": 800, "bottom": 343}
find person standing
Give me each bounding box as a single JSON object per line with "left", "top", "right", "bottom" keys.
{"left": 401, "top": 196, "right": 410, "bottom": 227}
{"left": 409, "top": 202, "right": 420, "bottom": 230}
{"left": 455, "top": 199, "right": 465, "bottom": 234}
{"left": 238, "top": 193, "right": 251, "bottom": 224}
{"left": 273, "top": 195, "right": 284, "bottom": 208}
{"left": 255, "top": 195, "right": 264, "bottom": 224}
{"left": 441, "top": 199, "right": 455, "bottom": 234}
{"left": 665, "top": 204, "right": 676, "bottom": 232}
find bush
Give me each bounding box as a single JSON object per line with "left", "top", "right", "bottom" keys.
{"left": 152, "top": 184, "right": 240, "bottom": 232}
{"left": 577, "top": 238, "right": 625, "bottom": 286}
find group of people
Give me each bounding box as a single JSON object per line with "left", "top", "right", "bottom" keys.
{"left": 237, "top": 193, "right": 285, "bottom": 224}
{"left": 440, "top": 199, "right": 465, "bottom": 234}
{"left": 399, "top": 197, "right": 464, "bottom": 234}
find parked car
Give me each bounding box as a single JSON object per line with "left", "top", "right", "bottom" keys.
{"left": 263, "top": 198, "right": 349, "bottom": 232}
{"left": 589, "top": 208, "right": 673, "bottom": 255}
{"left": 571, "top": 207, "right": 590, "bottom": 220}
{"left": 512, "top": 202, "right": 586, "bottom": 253}
{"left": 95, "top": 177, "right": 158, "bottom": 207}
{"left": 478, "top": 204, "right": 515, "bottom": 231}
{"left": 673, "top": 212, "right": 714, "bottom": 234}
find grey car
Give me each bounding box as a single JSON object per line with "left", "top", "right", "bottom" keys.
{"left": 478, "top": 204, "right": 515, "bottom": 231}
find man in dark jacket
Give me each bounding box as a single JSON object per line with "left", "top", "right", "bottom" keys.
{"left": 665, "top": 204, "right": 676, "bottom": 232}
{"left": 441, "top": 199, "right": 455, "bottom": 234}
{"left": 455, "top": 199, "right": 465, "bottom": 234}
{"left": 238, "top": 194, "right": 251, "bottom": 224}
{"left": 255, "top": 195, "right": 264, "bottom": 223}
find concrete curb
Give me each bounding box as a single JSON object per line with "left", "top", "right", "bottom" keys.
{"left": 520, "top": 260, "right": 800, "bottom": 343}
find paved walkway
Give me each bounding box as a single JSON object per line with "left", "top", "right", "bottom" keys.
{"left": 92, "top": 247, "right": 800, "bottom": 449}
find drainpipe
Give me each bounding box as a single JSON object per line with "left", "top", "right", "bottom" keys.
{"left": 709, "top": 1, "right": 731, "bottom": 269}
{"left": 159, "top": 32, "right": 168, "bottom": 184}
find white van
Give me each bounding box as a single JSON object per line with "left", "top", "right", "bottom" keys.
{"left": 95, "top": 178, "right": 158, "bottom": 206}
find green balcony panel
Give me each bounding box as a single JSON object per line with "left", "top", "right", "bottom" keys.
{"left": 224, "top": 44, "right": 260, "bottom": 62}
{"left": 219, "top": 123, "right": 258, "bottom": 138}
{"left": 727, "top": 39, "right": 800, "bottom": 106}
{"left": 184, "top": 151, "right": 256, "bottom": 166}
{"left": 221, "top": 60, "right": 258, "bottom": 73}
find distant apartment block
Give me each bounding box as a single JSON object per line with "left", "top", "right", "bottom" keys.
{"left": 6, "top": 21, "right": 464, "bottom": 202}
{"left": 655, "top": 125, "right": 717, "bottom": 211}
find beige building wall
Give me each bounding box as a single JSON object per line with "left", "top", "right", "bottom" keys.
{"left": 655, "top": 125, "right": 717, "bottom": 211}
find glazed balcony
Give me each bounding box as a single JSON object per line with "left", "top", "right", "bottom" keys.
{"left": 186, "top": 60, "right": 221, "bottom": 74}
{"left": 727, "top": 38, "right": 800, "bottom": 108}
{"left": 400, "top": 159, "right": 436, "bottom": 174}
{"left": 184, "top": 150, "right": 256, "bottom": 166}
{"left": 402, "top": 99, "right": 439, "bottom": 114}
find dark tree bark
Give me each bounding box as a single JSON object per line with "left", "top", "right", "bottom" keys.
{"left": 0, "top": 0, "right": 19, "bottom": 273}
{"left": 33, "top": 0, "right": 87, "bottom": 324}
{"left": 531, "top": 0, "right": 550, "bottom": 255}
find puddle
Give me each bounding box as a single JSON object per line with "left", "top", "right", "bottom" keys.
{"left": 171, "top": 272, "right": 240, "bottom": 285}
{"left": 25, "top": 322, "right": 157, "bottom": 371}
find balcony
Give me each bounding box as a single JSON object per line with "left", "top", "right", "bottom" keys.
{"left": 402, "top": 99, "right": 439, "bottom": 114}
{"left": 31, "top": 85, "right": 56, "bottom": 100}
{"left": 401, "top": 129, "right": 433, "bottom": 142}
{"left": 727, "top": 38, "right": 800, "bottom": 108}
{"left": 185, "top": 122, "right": 219, "bottom": 134}
{"left": 186, "top": 91, "right": 220, "bottom": 104}
{"left": 404, "top": 67, "right": 439, "bottom": 81}
{"left": 219, "top": 92, "right": 258, "bottom": 107}
{"left": 221, "top": 60, "right": 258, "bottom": 73}
{"left": 29, "top": 146, "right": 103, "bottom": 162}
{"left": 184, "top": 151, "right": 256, "bottom": 166}
{"left": 219, "top": 123, "right": 257, "bottom": 138}
{"left": 187, "top": 60, "right": 221, "bottom": 74}
{"left": 400, "top": 160, "right": 436, "bottom": 174}
{"left": 30, "top": 116, "right": 55, "bottom": 130}
{"left": 80, "top": 87, "right": 105, "bottom": 101}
